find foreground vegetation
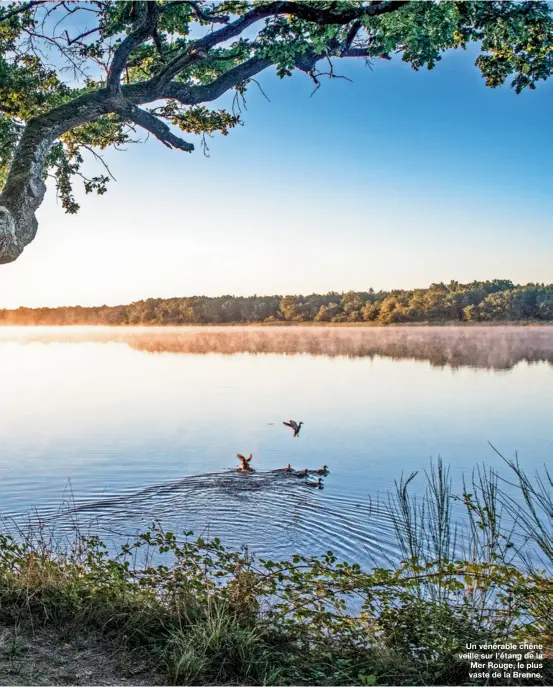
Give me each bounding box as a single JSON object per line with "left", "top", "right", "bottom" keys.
{"left": 1, "top": 454, "right": 552, "bottom": 686}
{"left": 2, "top": 280, "right": 553, "bottom": 326}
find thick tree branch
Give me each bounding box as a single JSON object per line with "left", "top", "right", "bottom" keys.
{"left": 165, "top": 43, "right": 391, "bottom": 107}
{"left": 153, "top": 2, "right": 273, "bottom": 85}
{"left": 165, "top": 57, "right": 273, "bottom": 105}
{"left": 117, "top": 103, "right": 194, "bottom": 152}
{"left": 151, "top": 48, "right": 209, "bottom": 91}
{"left": 106, "top": 1, "right": 159, "bottom": 93}
{"left": 153, "top": 0, "right": 407, "bottom": 91}
{"left": 194, "top": 0, "right": 408, "bottom": 52}
{"left": 263, "top": 1, "right": 409, "bottom": 25}
{"left": 341, "top": 21, "right": 363, "bottom": 55}
{"left": 341, "top": 47, "right": 391, "bottom": 59}
{"left": 0, "top": 0, "right": 47, "bottom": 22}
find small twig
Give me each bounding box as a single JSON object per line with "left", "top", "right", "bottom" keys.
{"left": 200, "top": 131, "right": 212, "bottom": 157}
{"left": 232, "top": 89, "right": 247, "bottom": 116}
{"left": 78, "top": 142, "right": 117, "bottom": 181}
{"left": 250, "top": 78, "right": 271, "bottom": 102}
{"left": 309, "top": 58, "right": 353, "bottom": 97}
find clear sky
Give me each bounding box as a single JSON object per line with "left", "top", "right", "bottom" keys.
{"left": 1, "top": 42, "right": 552, "bottom": 308}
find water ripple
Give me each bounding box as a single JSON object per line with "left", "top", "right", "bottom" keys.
{"left": 5, "top": 470, "right": 399, "bottom": 567}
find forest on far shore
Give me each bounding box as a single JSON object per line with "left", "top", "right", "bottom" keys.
{"left": 1, "top": 280, "right": 553, "bottom": 326}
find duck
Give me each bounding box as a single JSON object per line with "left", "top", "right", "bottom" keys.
{"left": 310, "top": 465, "right": 329, "bottom": 475}
{"left": 283, "top": 420, "right": 303, "bottom": 437}
{"left": 305, "top": 477, "right": 324, "bottom": 489}
{"left": 293, "top": 468, "right": 308, "bottom": 478}
{"left": 237, "top": 453, "right": 253, "bottom": 471}
{"left": 272, "top": 464, "right": 293, "bottom": 473}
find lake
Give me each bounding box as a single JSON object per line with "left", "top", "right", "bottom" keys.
{"left": 0, "top": 325, "right": 551, "bottom": 567}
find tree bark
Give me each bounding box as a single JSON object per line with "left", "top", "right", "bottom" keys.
{"left": 1, "top": 122, "right": 57, "bottom": 263}
{"left": 0, "top": 91, "right": 114, "bottom": 263}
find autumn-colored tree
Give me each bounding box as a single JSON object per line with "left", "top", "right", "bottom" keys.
{"left": 1, "top": 280, "right": 553, "bottom": 324}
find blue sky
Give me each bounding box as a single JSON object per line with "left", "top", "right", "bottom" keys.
{"left": 0, "top": 42, "right": 551, "bottom": 308}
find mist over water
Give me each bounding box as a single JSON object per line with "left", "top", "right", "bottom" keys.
{"left": 1, "top": 324, "right": 552, "bottom": 369}
{"left": 0, "top": 326, "right": 551, "bottom": 566}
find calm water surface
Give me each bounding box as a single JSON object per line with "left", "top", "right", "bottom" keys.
{"left": 0, "top": 326, "right": 551, "bottom": 566}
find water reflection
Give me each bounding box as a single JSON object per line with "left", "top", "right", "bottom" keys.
{"left": 1, "top": 325, "right": 552, "bottom": 370}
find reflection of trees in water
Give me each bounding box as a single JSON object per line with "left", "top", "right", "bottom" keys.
{"left": 120, "top": 326, "right": 553, "bottom": 370}
{"left": 2, "top": 326, "right": 553, "bottom": 370}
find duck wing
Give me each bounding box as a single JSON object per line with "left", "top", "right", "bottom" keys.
{"left": 237, "top": 454, "right": 246, "bottom": 461}
{"left": 282, "top": 422, "right": 294, "bottom": 428}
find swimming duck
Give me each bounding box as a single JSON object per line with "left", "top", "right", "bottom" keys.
{"left": 293, "top": 468, "right": 308, "bottom": 478}
{"left": 237, "top": 453, "right": 253, "bottom": 471}
{"left": 310, "top": 465, "right": 329, "bottom": 475}
{"left": 272, "top": 464, "right": 293, "bottom": 473}
{"left": 305, "top": 477, "right": 324, "bottom": 488}
{"left": 283, "top": 420, "right": 303, "bottom": 437}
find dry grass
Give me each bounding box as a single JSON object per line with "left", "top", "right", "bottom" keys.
{"left": 0, "top": 624, "right": 162, "bottom": 686}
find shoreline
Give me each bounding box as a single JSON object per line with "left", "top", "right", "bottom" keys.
{"left": 1, "top": 321, "right": 553, "bottom": 328}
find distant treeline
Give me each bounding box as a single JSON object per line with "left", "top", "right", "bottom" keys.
{"left": 2, "top": 280, "right": 553, "bottom": 325}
